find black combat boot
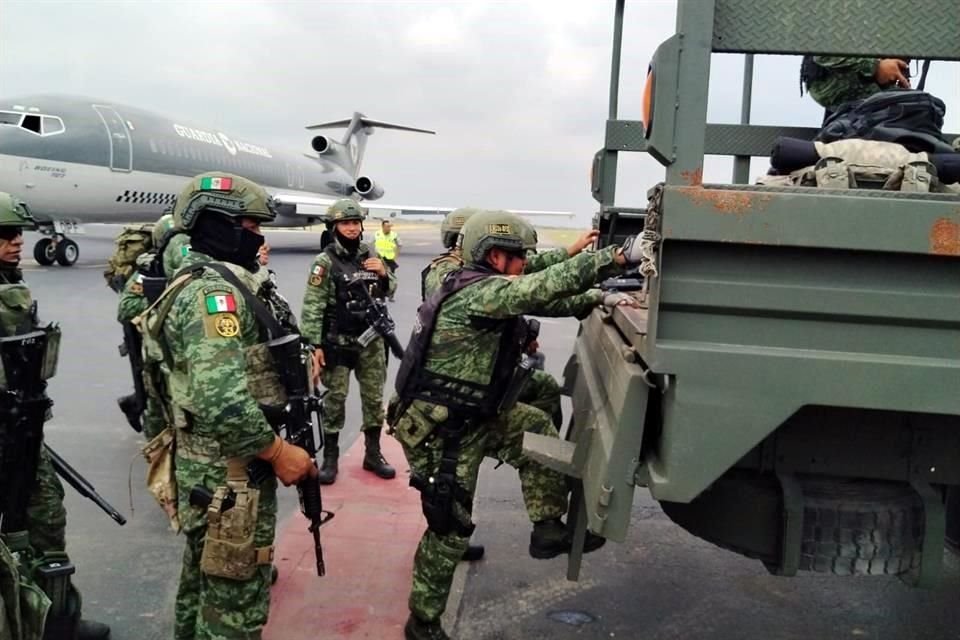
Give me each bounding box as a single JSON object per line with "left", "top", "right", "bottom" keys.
{"left": 461, "top": 543, "right": 485, "bottom": 562}
{"left": 362, "top": 428, "right": 396, "bottom": 479}
{"left": 317, "top": 432, "right": 339, "bottom": 485}
{"left": 529, "top": 518, "right": 606, "bottom": 560}
{"left": 404, "top": 614, "right": 450, "bottom": 640}
{"left": 77, "top": 619, "right": 111, "bottom": 640}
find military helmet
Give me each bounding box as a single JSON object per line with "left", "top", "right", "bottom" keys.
{"left": 327, "top": 198, "right": 367, "bottom": 222}
{"left": 441, "top": 207, "right": 480, "bottom": 249}
{"left": 459, "top": 209, "right": 536, "bottom": 265}
{"left": 515, "top": 217, "right": 540, "bottom": 249}
{"left": 151, "top": 213, "right": 176, "bottom": 248}
{"left": 173, "top": 172, "right": 277, "bottom": 231}
{"left": 0, "top": 192, "right": 34, "bottom": 228}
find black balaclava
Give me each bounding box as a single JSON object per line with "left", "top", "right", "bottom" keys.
{"left": 189, "top": 210, "right": 264, "bottom": 271}
{"left": 0, "top": 226, "right": 23, "bottom": 283}
{"left": 334, "top": 226, "right": 361, "bottom": 255}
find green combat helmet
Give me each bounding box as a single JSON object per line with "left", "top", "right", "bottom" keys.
{"left": 459, "top": 209, "right": 536, "bottom": 265}
{"left": 327, "top": 198, "right": 367, "bottom": 223}
{"left": 173, "top": 172, "right": 277, "bottom": 230}
{"left": 151, "top": 213, "right": 176, "bottom": 248}
{"left": 0, "top": 192, "right": 35, "bottom": 228}
{"left": 441, "top": 207, "right": 480, "bottom": 249}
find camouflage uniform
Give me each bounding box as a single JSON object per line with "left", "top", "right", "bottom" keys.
{"left": 141, "top": 174, "right": 293, "bottom": 640}
{"left": 805, "top": 56, "right": 883, "bottom": 109}
{"left": 393, "top": 213, "right": 622, "bottom": 628}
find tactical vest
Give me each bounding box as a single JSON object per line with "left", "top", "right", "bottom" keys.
{"left": 0, "top": 282, "right": 35, "bottom": 337}
{"left": 322, "top": 244, "right": 383, "bottom": 340}
{"left": 138, "top": 261, "right": 290, "bottom": 433}
{"left": 396, "top": 267, "right": 527, "bottom": 417}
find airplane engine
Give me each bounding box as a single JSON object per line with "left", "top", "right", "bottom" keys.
{"left": 354, "top": 176, "right": 384, "bottom": 201}
{"left": 311, "top": 135, "right": 334, "bottom": 154}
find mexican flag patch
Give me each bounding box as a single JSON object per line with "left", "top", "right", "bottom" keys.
{"left": 200, "top": 176, "right": 233, "bottom": 190}
{"left": 205, "top": 293, "right": 237, "bottom": 314}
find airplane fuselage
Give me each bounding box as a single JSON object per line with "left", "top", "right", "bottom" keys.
{"left": 0, "top": 95, "right": 358, "bottom": 226}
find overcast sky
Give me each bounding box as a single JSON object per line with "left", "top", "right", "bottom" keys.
{"left": 1, "top": 1, "right": 958, "bottom": 226}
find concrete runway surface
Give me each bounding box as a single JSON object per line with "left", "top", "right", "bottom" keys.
{"left": 18, "top": 222, "right": 960, "bottom": 640}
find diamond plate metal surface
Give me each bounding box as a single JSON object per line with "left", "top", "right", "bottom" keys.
{"left": 606, "top": 120, "right": 648, "bottom": 152}
{"left": 705, "top": 124, "right": 819, "bottom": 157}
{"left": 712, "top": 0, "right": 960, "bottom": 60}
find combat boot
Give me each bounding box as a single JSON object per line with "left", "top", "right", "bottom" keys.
{"left": 77, "top": 619, "right": 111, "bottom": 640}
{"left": 461, "top": 543, "right": 485, "bottom": 562}
{"left": 529, "top": 518, "right": 606, "bottom": 560}
{"left": 362, "top": 428, "right": 396, "bottom": 479}
{"left": 404, "top": 614, "right": 450, "bottom": 640}
{"left": 317, "top": 432, "right": 339, "bottom": 485}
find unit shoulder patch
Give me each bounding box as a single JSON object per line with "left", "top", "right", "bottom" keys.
{"left": 213, "top": 313, "right": 240, "bottom": 337}
{"left": 309, "top": 264, "right": 325, "bottom": 287}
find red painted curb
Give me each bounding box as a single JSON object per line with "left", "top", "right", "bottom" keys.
{"left": 264, "top": 434, "right": 422, "bottom": 639}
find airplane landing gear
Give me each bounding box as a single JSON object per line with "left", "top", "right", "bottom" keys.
{"left": 32, "top": 220, "right": 82, "bottom": 267}
{"left": 33, "top": 235, "right": 79, "bottom": 266}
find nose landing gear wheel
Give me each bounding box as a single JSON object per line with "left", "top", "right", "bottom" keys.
{"left": 34, "top": 238, "right": 56, "bottom": 266}
{"left": 55, "top": 238, "right": 79, "bottom": 266}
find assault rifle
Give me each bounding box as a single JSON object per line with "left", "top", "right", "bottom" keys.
{"left": 45, "top": 444, "right": 127, "bottom": 526}
{"left": 344, "top": 277, "right": 405, "bottom": 358}
{"left": 117, "top": 321, "right": 146, "bottom": 433}
{"left": 251, "top": 335, "right": 333, "bottom": 576}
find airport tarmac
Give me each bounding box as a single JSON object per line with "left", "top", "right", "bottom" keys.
{"left": 21, "top": 223, "right": 960, "bottom": 640}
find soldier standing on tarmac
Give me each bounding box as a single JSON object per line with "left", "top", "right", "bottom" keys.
{"left": 392, "top": 210, "right": 641, "bottom": 640}
{"left": 301, "top": 198, "right": 397, "bottom": 484}
{"left": 0, "top": 192, "right": 111, "bottom": 639}
{"left": 141, "top": 173, "right": 317, "bottom": 639}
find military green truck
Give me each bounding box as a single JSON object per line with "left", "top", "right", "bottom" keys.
{"left": 525, "top": 0, "right": 960, "bottom": 586}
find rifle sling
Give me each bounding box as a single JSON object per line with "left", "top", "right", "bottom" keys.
{"left": 200, "top": 263, "right": 287, "bottom": 341}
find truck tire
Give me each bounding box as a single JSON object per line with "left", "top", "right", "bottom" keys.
{"left": 799, "top": 478, "right": 924, "bottom": 576}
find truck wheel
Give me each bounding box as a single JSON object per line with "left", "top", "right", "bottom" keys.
{"left": 799, "top": 478, "right": 924, "bottom": 576}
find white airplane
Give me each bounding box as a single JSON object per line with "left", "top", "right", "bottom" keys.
{"left": 0, "top": 94, "right": 572, "bottom": 265}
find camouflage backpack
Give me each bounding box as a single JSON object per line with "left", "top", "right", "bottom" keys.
{"left": 104, "top": 223, "right": 155, "bottom": 293}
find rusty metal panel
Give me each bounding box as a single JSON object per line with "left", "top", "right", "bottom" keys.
{"left": 713, "top": 0, "right": 960, "bottom": 59}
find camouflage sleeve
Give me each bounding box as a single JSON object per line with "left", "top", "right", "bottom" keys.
{"left": 467, "top": 246, "right": 621, "bottom": 319}
{"left": 170, "top": 284, "right": 274, "bottom": 459}
{"left": 116, "top": 272, "right": 148, "bottom": 323}
{"left": 524, "top": 248, "right": 568, "bottom": 273}
{"left": 529, "top": 289, "right": 603, "bottom": 319}
{"left": 812, "top": 56, "right": 878, "bottom": 79}
{"left": 300, "top": 253, "right": 333, "bottom": 345}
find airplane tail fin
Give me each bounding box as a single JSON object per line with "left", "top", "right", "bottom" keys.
{"left": 305, "top": 113, "right": 434, "bottom": 178}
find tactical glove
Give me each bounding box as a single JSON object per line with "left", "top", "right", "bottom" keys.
{"left": 257, "top": 436, "right": 318, "bottom": 486}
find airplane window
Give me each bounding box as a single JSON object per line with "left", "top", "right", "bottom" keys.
{"left": 149, "top": 139, "right": 157, "bottom": 153}
{"left": 42, "top": 116, "right": 64, "bottom": 136}
{"left": 21, "top": 114, "right": 41, "bottom": 134}
{"left": 0, "top": 112, "right": 21, "bottom": 126}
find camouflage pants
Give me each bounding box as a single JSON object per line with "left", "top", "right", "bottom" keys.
{"left": 395, "top": 401, "right": 568, "bottom": 622}
{"left": 27, "top": 447, "right": 67, "bottom": 556}
{"left": 173, "top": 456, "right": 278, "bottom": 640}
{"left": 321, "top": 339, "right": 386, "bottom": 434}
{"left": 519, "top": 369, "right": 562, "bottom": 428}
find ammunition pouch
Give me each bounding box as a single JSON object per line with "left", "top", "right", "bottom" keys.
{"left": 141, "top": 428, "right": 180, "bottom": 532}
{"left": 497, "top": 354, "right": 538, "bottom": 414}
{"left": 199, "top": 461, "right": 272, "bottom": 581}
{"left": 322, "top": 342, "right": 361, "bottom": 370}
{"left": 0, "top": 325, "right": 60, "bottom": 392}
{"left": 0, "top": 536, "right": 51, "bottom": 640}
{"left": 409, "top": 417, "right": 476, "bottom": 538}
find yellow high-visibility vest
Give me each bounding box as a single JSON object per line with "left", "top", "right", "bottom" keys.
{"left": 375, "top": 230, "right": 399, "bottom": 260}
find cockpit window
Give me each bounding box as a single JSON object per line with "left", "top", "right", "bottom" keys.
{"left": 0, "top": 110, "right": 65, "bottom": 136}
{"left": 42, "top": 116, "right": 64, "bottom": 135}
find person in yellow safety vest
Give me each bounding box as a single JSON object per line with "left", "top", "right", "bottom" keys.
{"left": 374, "top": 219, "right": 402, "bottom": 300}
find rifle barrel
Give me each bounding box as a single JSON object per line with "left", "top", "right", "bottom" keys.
{"left": 43, "top": 444, "right": 127, "bottom": 526}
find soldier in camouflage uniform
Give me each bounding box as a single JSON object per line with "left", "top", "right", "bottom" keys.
{"left": 802, "top": 56, "right": 911, "bottom": 111}
{"left": 301, "top": 198, "right": 397, "bottom": 484}
{"left": 392, "top": 210, "right": 641, "bottom": 640}
{"left": 141, "top": 173, "right": 317, "bottom": 640}
{"left": 0, "top": 193, "right": 111, "bottom": 639}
